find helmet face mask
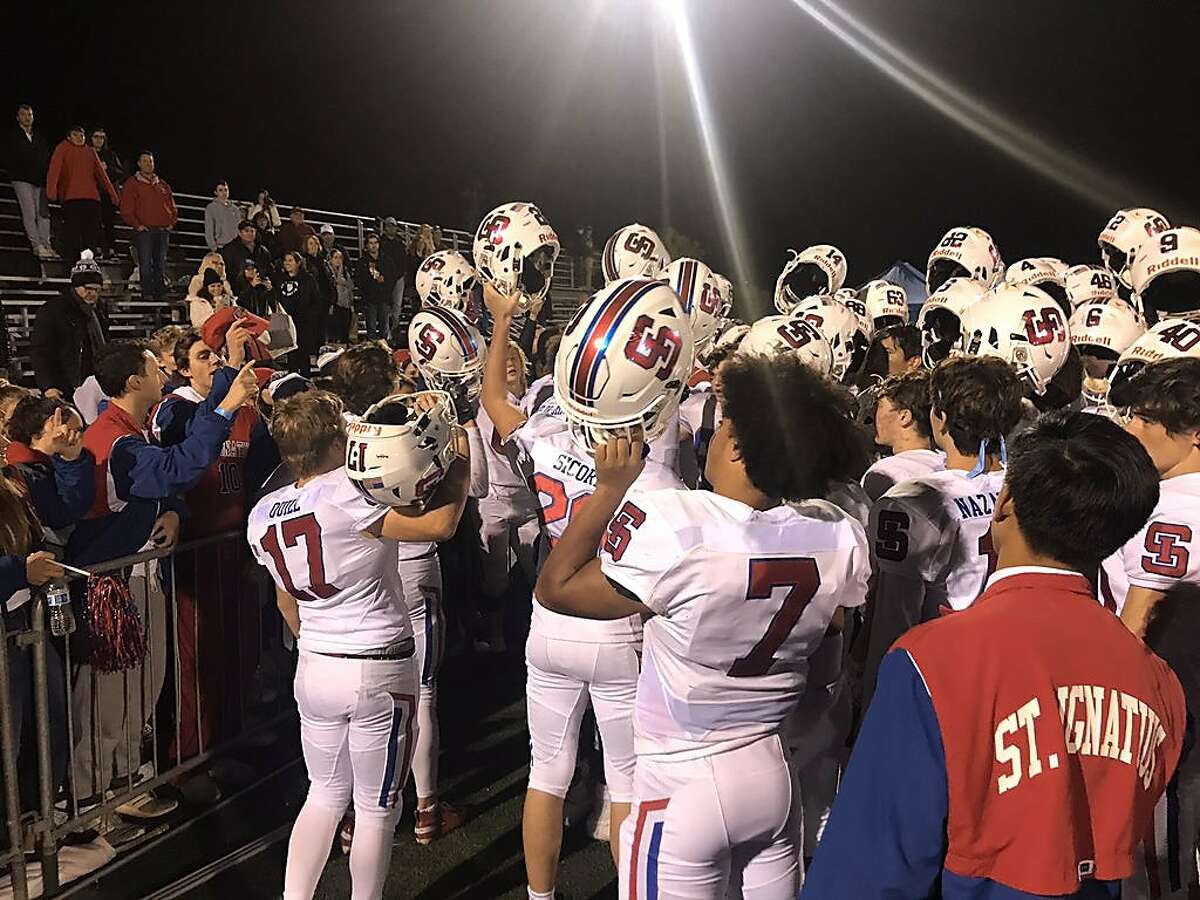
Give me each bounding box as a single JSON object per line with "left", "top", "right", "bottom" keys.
{"left": 927, "top": 226, "right": 1002, "bottom": 294}
{"left": 554, "top": 278, "right": 694, "bottom": 457}
{"left": 1107, "top": 318, "right": 1200, "bottom": 407}
{"left": 773, "top": 244, "right": 847, "bottom": 314}
{"left": 345, "top": 391, "right": 459, "bottom": 508}
{"left": 917, "top": 276, "right": 989, "bottom": 368}
{"left": 416, "top": 250, "right": 477, "bottom": 311}
{"left": 1130, "top": 227, "right": 1200, "bottom": 321}
{"left": 791, "top": 295, "right": 871, "bottom": 383}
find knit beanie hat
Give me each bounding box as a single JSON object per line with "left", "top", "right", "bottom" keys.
{"left": 202, "top": 267, "right": 223, "bottom": 289}
{"left": 71, "top": 250, "right": 104, "bottom": 287}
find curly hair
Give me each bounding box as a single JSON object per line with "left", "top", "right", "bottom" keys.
{"left": 1127, "top": 357, "right": 1200, "bottom": 434}
{"left": 720, "top": 353, "right": 869, "bottom": 501}
{"left": 929, "top": 356, "right": 1024, "bottom": 456}
{"left": 878, "top": 369, "right": 933, "bottom": 440}
{"left": 329, "top": 344, "right": 401, "bottom": 415}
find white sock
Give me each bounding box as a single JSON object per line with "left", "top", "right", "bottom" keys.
{"left": 283, "top": 801, "right": 342, "bottom": 900}
{"left": 349, "top": 818, "right": 396, "bottom": 900}
{"left": 528, "top": 888, "right": 556, "bottom": 900}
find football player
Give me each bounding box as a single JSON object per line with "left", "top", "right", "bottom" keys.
{"left": 480, "top": 279, "right": 691, "bottom": 900}
{"left": 535, "top": 352, "right": 870, "bottom": 900}
{"left": 248, "top": 390, "right": 471, "bottom": 900}
{"left": 862, "top": 357, "right": 1025, "bottom": 701}
{"left": 1101, "top": 358, "right": 1200, "bottom": 898}
{"left": 860, "top": 370, "right": 945, "bottom": 503}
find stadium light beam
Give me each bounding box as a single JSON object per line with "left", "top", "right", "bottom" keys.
{"left": 659, "top": 0, "right": 759, "bottom": 312}
{"left": 790, "top": 0, "right": 1180, "bottom": 217}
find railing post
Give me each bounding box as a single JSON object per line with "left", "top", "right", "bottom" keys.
{"left": 29, "top": 595, "right": 59, "bottom": 895}
{"left": 0, "top": 610, "right": 30, "bottom": 900}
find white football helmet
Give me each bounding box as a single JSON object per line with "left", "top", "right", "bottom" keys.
{"left": 1107, "top": 318, "right": 1200, "bottom": 407}
{"left": 1069, "top": 301, "right": 1146, "bottom": 405}
{"left": 833, "top": 288, "right": 869, "bottom": 326}
{"left": 773, "top": 244, "right": 847, "bottom": 313}
{"left": 1098, "top": 207, "right": 1170, "bottom": 289}
{"left": 1005, "top": 257, "right": 1069, "bottom": 315}
{"left": 554, "top": 278, "right": 693, "bottom": 453}
{"left": 927, "top": 226, "right": 1002, "bottom": 294}
{"left": 1129, "top": 227, "right": 1200, "bottom": 322}
{"left": 916, "top": 276, "right": 989, "bottom": 368}
{"left": 472, "top": 201, "right": 560, "bottom": 311}
{"left": 791, "top": 295, "right": 871, "bottom": 383}
{"left": 1064, "top": 264, "right": 1118, "bottom": 309}
{"left": 407, "top": 306, "right": 486, "bottom": 399}
{"left": 601, "top": 223, "right": 671, "bottom": 283}
{"left": 665, "top": 257, "right": 729, "bottom": 353}
{"left": 736, "top": 315, "right": 833, "bottom": 377}
{"left": 345, "top": 391, "right": 459, "bottom": 507}
{"left": 713, "top": 273, "right": 733, "bottom": 310}
{"left": 957, "top": 284, "right": 1070, "bottom": 396}
{"left": 858, "top": 279, "right": 908, "bottom": 330}
{"left": 699, "top": 318, "right": 750, "bottom": 369}
{"left": 415, "top": 250, "right": 476, "bottom": 311}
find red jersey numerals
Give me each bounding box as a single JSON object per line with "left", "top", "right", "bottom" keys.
{"left": 1158, "top": 322, "right": 1200, "bottom": 353}
{"left": 728, "top": 557, "right": 821, "bottom": 678}
{"left": 259, "top": 513, "right": 337, "bottom": 603}
{"left": 533, "top": 473, "right": 591, "bottom": 548}
{"left": 624, "top": 314, "right": 684, "bottom": 381}
{"left": 1022, "top": 307, "right": 1066, "bottom": 346}
{"left": 1142, "top": 522, "right": 1193, "bottom": 578}
{"left": 603, "top": 501, "right": 646, "bottom": 562}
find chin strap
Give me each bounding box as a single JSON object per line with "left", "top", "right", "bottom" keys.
{"left": 967, "top": 435, "right": 1008, "bottom": 479}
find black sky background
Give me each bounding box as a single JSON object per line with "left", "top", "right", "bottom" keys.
{"left": 6, "top": 1, "right": 1199, "bottom": 314}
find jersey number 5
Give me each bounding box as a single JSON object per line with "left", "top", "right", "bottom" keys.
{"left": 259, "top": 513, "right": 338, "bottom": 603}
{"left": 728, "top": 557, "right": 821, "bottom": 678}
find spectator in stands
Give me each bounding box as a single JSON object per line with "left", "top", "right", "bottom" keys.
{"left": 187, "top": 251, "right": 233, "bottom": 298}
{"left": 0, "top": 385, "right": 30, "bottom": 457}
{"left": 252, "top": 210, "right": 281, "bottom": 262}
{"left": 380, "top": 217, "right": 407, "bottom": 330}
{"left": 189, "top": 268, "right": 237, "bottom": 328}
{"left": 302, "top": 235, "right": 334, "bottom": 343}
{"left": 204, "top": 180, "right": 242, "bottom": 252}
{"left": 277, "top": 251, "right": 323, "bottom": 376}
{"left": 278, "top": 206, "right": 316, "bottom": 255}
{"left": 221, "top": 220, "right": 273, "bottom": 293}
{"left": 89, "top": 128, "right": 125, "bottom": 259}
{"left": 237, "top": 258, "right": 277, "bottom": 319}
{"left": 119, "top": 151, "right": 177, "bottom": 302}
{"left": 31, "top": 252, "right": 108, "bottom": 399}
{"left": 327, "top": 248, "right": 354, "bottom": 343}
{"left": 151, "top": 324, "right": 263, "bottom": 766}
{"left": 0, "top": 463, "right": 69, "bottom": 818}
{"left": 67, "top": 340, "right": 259, "bottom": 804}
{"left": 46, "top": 126, "right": 121, "bottom": 268}
{"left": 3, "top": 104, "right": 53, "bottom": 259}
{"left": 247, "top": 189, "right": 281, "bottom": 229}
{"left": 356, "top": 232, "right": 390, "bottom": 341}
{"left": 318, "top": 223, "right": 342, "bottom": 257}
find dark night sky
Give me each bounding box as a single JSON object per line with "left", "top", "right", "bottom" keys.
{"left": 7, "top": 1, "right": 1199, "bottom": 313}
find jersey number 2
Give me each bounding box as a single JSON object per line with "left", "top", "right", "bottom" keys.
{"left": 259, "top": 513, "right": 338, "bottom": 603}
{"left": 728, "top": 557, "right": 821, "bottom": 678}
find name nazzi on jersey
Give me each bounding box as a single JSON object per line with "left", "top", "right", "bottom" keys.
{"left": 954, "top": 490, "right": 998, "bottom": 520}
{"left": 994, "top": 685, "right": 1169, "bottom": 796}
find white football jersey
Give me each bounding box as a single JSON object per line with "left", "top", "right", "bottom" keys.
{"left": 247, "top": 469, "right": 412, "bottom": 655}
{"left": 678, "top": 388, "right": 722, "bottom": 488}
{"left": 600, "top": 490, "right": 870, "bottom": 759}
{"left": 825, "top": 480, "right": 871, "bottom": 530}
{"left": 520, "top": 373, "right": 556, "bottom": 418}
{"left": 860, "top": 449, "right": 947, "bottom": 503}
{"left": 476, "top": 397, "right": 530, "bottom": 489}
{"left": 508, "top": 404, "right": 685, "bottom": 643}
{"left": 1100, "top": 473, "right": 1200, "bottom": 613}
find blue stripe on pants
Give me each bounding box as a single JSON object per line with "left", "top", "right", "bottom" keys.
{"left": 378, "top": 702, "right": 405, "bottom": 809}
{"left": 647, "top": 821, "right": 664, "bottom": 900}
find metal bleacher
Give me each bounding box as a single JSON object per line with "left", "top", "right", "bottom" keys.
{"left": 0, "top": 178, "right": 583, "bottom": 384}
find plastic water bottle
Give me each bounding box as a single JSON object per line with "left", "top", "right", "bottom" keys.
{"left": 46, "top": 581, "right": 75, "bottom": 637}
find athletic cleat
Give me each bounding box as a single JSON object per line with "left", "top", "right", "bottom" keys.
{"left": 414, "top": 802, "right": 465, "bottom": 845}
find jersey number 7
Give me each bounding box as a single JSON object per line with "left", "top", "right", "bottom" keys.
{"left": 728, "top": 557, "right": 821, "bottom": 678}
{"left": 259, "top": 513, "right": 338, "bottom": 603}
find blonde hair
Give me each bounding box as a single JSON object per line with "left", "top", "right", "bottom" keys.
{"left": 149, "top": 324, "right": 188, "bottom": 359}
{"left": 271, "top": 391, "right": 347, "bottom": 477}
{"left": 413, "top": 224, "right": 437, "bottom": 258}
{"left": 196, "top": 252, "right": 226, "bottom": 277}
{"left": 507, "top": 340, "right": 530, "bottom": 393}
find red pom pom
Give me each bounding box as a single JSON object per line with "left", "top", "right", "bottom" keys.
{"left": 85, "top": 575, "right": 147, "bottom": 672}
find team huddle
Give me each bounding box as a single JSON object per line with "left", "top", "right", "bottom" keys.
{"left": 247, "top": 200, "right": 1200, "bottom": 899}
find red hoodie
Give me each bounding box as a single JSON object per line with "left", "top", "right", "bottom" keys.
{"left": 46, "top": 140, "right": 119, "bottom": 204}
{"left": 120, "top": 173, "right": 178, "bottom": 230}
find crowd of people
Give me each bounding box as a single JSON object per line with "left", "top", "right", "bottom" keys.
{"left": 3, "top": 99, "right": 1200, "bottom": 900}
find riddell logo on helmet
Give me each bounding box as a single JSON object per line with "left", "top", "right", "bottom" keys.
{"left": 348, "top": 422, "right": 384, "bottom": 437}
{"left": 1146, "top": 256, "right": 1200, "bottom": 276}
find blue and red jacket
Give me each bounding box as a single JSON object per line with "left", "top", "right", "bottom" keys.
{"left": 67, "top": 378, "right": 235, "bottom": 567}
{"left": 3, "top": 441, "right": 94, "bottom": 531}
{"left": 805, "top": 570, "right": 1187, "bottom": 899}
